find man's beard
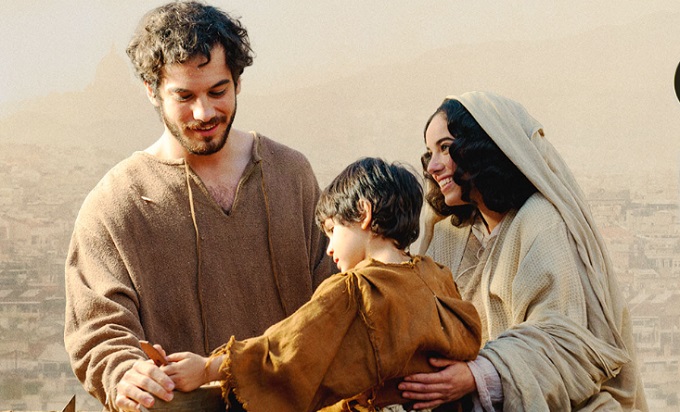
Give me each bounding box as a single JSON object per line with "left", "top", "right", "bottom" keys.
{"left": 160, "top": 101, "right": 237, "bottom": 156}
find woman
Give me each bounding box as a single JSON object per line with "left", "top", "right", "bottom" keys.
{"left": 400, "top": 92, "right": 647, "bottom": 411}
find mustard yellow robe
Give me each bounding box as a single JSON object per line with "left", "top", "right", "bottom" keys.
{"left": 213, "top": 256, "right": 481, "bottom": 411}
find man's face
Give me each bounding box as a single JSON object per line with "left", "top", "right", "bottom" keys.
{"left": 149, "top": 44, "right": 240, "bottom": 156}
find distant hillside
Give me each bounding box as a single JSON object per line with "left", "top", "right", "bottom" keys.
{"left": 2, "top": 12, "right": 679, "bottom": 184}
{"left": 0, "top": 50, "right": 161, "bottom": 158}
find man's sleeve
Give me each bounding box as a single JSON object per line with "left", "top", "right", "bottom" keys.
{"left": 63, "top": 203, "right": 146, "bottom": 407}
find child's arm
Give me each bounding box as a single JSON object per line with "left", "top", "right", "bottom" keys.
{"left": 162, "top": 351, "right": 225, "bottom": 392}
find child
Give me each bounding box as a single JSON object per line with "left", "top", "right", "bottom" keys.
{"left": 161, "top": 157, "right": 481, "bottom": 411}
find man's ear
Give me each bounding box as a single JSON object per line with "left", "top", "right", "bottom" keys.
{"left": 358, "top": 199, "right": 372, "bottom": 230}
{"left": 145, "top": 82, "right": 160, "bottom": 107}
{"left": 235, "top": 77, "right": 242, "bottom": 95}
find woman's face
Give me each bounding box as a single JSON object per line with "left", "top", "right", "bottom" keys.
{"left": 424, "top": 113, "right": 468, "bottom": 207}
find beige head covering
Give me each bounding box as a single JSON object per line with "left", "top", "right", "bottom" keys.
{"left": 448, "top": 91, "right": 625, "bottom": 346}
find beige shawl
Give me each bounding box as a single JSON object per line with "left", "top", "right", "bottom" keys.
{"left": 423, "top": 91, "right": 647, "bottom": 411}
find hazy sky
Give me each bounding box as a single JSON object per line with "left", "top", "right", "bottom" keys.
{"left": 3, "top": 0, "right": 680, "bottom": 106}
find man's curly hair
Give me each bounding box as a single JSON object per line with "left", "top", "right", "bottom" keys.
{"left": 126, "top": 1, "right": 253, "bottom": 94}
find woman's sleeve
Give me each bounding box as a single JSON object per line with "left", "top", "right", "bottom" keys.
{"left": 468, "top": 355, "right": 503, "bottom": 411}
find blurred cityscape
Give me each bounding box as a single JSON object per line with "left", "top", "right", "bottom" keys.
{"left": 0, "top": 145, "right": 117, "bottom": 411}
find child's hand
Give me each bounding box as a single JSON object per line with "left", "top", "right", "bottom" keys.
{"left": 162, "top": 352, "right": 210, "bottom": 392}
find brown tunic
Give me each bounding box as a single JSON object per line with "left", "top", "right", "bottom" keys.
{"left": 64, "top": 134, "right": 334, "bottom": 409}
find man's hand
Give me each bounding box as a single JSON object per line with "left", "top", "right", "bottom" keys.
{"left": 115, "top": 359, "right": 175, "bottom": 411}
{"left": 398, "top": 358, "right": 476, "bottom": 409}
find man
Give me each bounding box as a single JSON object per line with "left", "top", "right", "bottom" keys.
{"left": 63, "top": 2, "right": 333, "bottom": 410}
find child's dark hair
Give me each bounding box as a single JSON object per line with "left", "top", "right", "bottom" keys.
{"left": 315, "top": 157, "right": 422, "bottom": 250}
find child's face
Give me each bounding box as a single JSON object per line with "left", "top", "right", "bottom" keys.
{"left": 323, "top": 218, "right": 370, "bottom": 272}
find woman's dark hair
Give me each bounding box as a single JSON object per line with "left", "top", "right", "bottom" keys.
{"left": 422, "top": 99, "right": 537, "bottom": 225}
{"left": 316, "top": 157, "right": 422, "bottom": 250}
{"left": 127, "top": 1, "right": 254, "bottom": 94}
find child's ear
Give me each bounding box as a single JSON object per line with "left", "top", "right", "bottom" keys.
{"left": 358, "top": 199, "right": 372, "bottom": 230}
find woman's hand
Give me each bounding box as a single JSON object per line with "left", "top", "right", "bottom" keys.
{"left": 398, "top": 358, "right": 477, "bottom": 409}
